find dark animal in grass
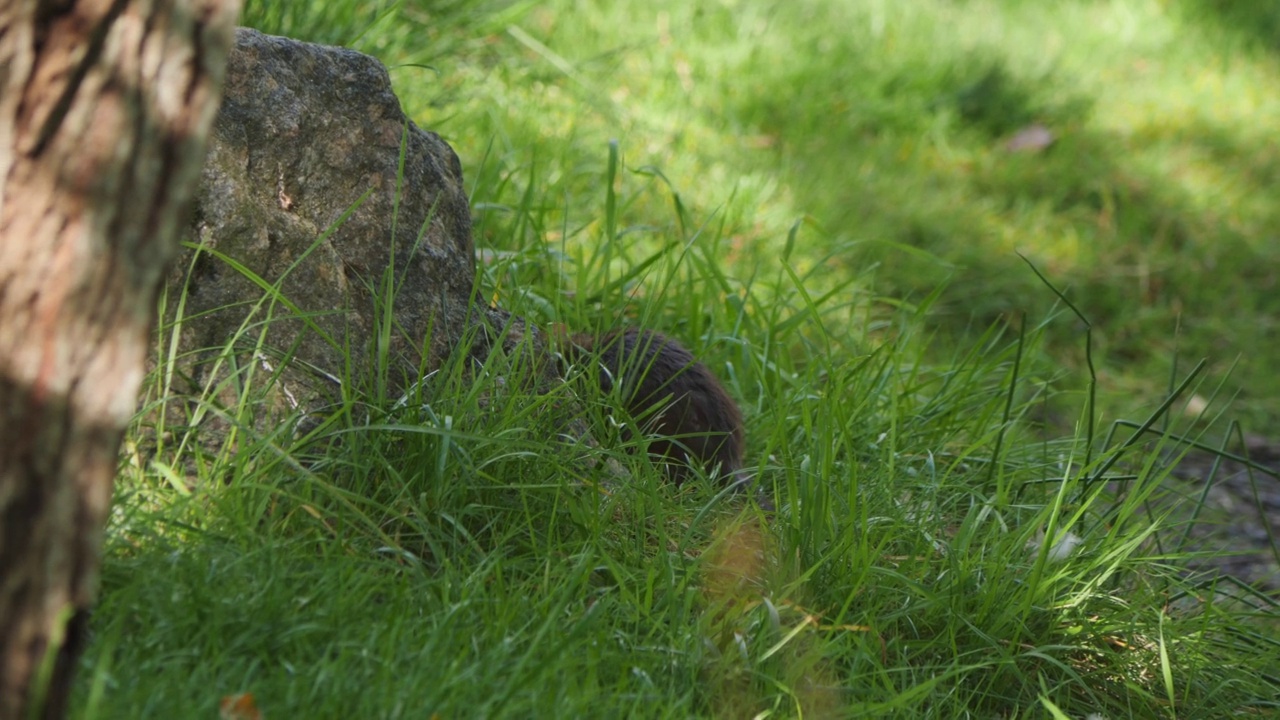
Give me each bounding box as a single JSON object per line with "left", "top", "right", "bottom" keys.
{"left": 560, "top": 328, "right": 745, "bottom": 484}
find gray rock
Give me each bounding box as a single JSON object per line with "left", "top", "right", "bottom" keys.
{"left": 164, "top": 28, "right": 477, "bottom": 431}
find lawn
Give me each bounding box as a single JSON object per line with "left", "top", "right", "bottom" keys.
{"left": 72, "top": 1, "right": 1279, "bottom": 717}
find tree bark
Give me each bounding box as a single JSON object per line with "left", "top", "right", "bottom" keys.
{"left": 0, "top": 1, "right": 240, "bottom": 717}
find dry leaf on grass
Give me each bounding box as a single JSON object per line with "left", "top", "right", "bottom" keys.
{"left": 219, "top": 692, "right": 262, "bottom": 720}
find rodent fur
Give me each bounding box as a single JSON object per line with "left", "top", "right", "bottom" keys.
{"left": 562, "top": 328, "right": 744, "bottom": 483}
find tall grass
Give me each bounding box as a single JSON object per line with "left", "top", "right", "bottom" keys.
{"left": 74, "top": 0, "right": 1278, "bottom": 717}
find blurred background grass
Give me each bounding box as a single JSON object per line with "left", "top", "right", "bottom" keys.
{"left": 251, "top": 0, "right": 1278, "bottom": 437}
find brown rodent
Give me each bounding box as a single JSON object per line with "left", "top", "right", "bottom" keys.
{"left": 561, "top": 328, "right": 745, "bottom": 483}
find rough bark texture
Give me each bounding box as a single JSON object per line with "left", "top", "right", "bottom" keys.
{"left": 0, "top": 1, "right": 240, "bottom": 718}
{"left": 160, "top": 28, "right": 478, "bottom": 444}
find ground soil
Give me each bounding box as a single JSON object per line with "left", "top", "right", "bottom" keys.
{"left": 1165, "top": 434, "right": 1280, "bottom": 596}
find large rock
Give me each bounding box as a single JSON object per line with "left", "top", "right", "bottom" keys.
{"left": 166, "top": 28, "right": 480, "bottom": 428}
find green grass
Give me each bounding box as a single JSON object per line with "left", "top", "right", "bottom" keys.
{"left": 71, "top": 0, "right": 1279, "bottom": 717}
{"left": 428, "top": 0, "right": 1280, "bottom": 432}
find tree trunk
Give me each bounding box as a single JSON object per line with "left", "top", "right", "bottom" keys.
{"left": 0, "top": 1, "right": 240, "bottom": 717}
